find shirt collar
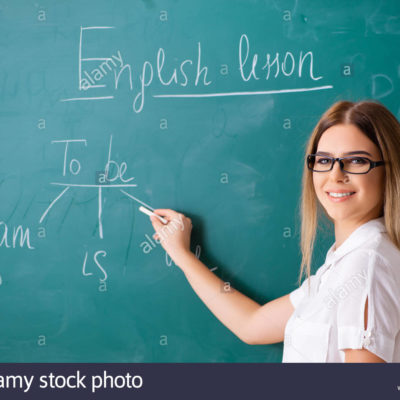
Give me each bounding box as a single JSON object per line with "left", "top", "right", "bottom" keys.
{"left": 324, "top": 216, "right": 386, "bottom": 265}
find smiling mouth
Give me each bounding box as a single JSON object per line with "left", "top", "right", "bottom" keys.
{"left": 326, "top": 191, "right": 356, "bottom": 199}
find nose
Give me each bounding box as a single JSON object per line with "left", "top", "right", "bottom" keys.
{"left": 329, "top": 159, "right": 349, "bottom": 182}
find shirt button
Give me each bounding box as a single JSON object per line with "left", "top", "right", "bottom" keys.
{"left": 362, "top": 330, "right": 372, "bottom": 346}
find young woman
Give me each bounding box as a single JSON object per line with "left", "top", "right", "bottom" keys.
{"left": 149, "top": 100, "right": 400, "bottom": 363}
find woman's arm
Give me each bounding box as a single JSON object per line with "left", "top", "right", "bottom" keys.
{"left": 344, "top": 348, "right": 385, "bottom": 362}
{"left": 176, "top": 251, "right": 295, "bottom": 344}
{"left": 149, "top": 209, "right": 295, "bottom": 345}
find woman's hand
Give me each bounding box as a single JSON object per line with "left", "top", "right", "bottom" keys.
{"left": 149, "top": 208, "right": 193, "bottom": 265}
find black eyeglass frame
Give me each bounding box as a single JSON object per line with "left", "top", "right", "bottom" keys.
{"left": 306, "top": 154, "right": 385, "bottom": 174}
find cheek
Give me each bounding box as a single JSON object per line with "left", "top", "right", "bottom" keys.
{"left": 312, "top": 173, "right": 324, "bottom": 193}
{"left": 312, "top": 174, "right": 327, "bottom": 203}
{"left": 356, "top": 174, "right": 384, "bottom": 205}
{"left": 368, "top": 171, "right": 385, "bottom": 203}
{"left": 365, "top": 168, "right": 384, "bottom": 190}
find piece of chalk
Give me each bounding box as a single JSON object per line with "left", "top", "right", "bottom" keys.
{"left": 139, "top": 206, "right": 168, "bottom": 224}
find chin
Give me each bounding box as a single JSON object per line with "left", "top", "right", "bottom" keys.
{"left": 320, "top": 204, "right": 354, "bottom": 222}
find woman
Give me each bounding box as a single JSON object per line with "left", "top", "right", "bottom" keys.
{"left": 149, "top": 100, "right": 400, "bottom": 363}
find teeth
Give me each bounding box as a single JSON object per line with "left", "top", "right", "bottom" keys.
{"left": 328, "top": 192, "right": 354, "bottom": 198}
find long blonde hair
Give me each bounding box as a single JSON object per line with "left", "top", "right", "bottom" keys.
{"left": 298, "top": 100, "right": 400, "bottom": 289}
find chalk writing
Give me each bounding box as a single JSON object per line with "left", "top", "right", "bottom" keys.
{"left": 60, "top": 27, "right": 333, "bottom": 113}
{"left": 41, "top": 135, "right": 156, "bottom": 240}
{"left": 0, "top": 222, "right": 35, "bottom": 250}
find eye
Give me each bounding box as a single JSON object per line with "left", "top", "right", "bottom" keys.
{"left": 350, "top": 157, "right": 368, "bottom": 164}
{"left": 316, "top": 157, "right": 331, "bottom": 164}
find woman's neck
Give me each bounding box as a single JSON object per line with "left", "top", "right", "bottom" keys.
{"left": 333, "top": 217, "right": 374, "bottom": 250}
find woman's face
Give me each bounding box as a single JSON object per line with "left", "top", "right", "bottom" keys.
{"left": 312, "top": 123, "right": 385, "bottom": 225}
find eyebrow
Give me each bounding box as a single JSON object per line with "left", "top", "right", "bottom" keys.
{"left": 315, "top": 150, "right": 373, "bottom": 157}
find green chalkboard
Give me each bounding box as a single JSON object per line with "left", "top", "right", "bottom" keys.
{"left": 1, "top": 0, "right": 399, "bottom": 362}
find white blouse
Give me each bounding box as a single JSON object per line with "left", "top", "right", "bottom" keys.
{"left": 283, "top": 216, "right": 400, "bottom": 362}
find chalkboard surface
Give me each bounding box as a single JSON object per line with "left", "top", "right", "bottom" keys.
{"left": 1, "top": 0, "right": 399, "bottom": 362}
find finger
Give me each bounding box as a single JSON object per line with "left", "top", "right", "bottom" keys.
{"left": 150, "top": 215, "right": 164, "bottom": 231}
{"left": 153, "top": 209, "right": 180, "bottom": 220}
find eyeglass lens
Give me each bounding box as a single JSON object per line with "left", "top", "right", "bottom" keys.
{"left": 309, "top": 155, "right": 371, "bottom": 173}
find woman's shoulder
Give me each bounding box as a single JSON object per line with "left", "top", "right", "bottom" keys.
{"left": 372, "top": 232, "right": 400, "bottom": 277}
{"left": 339, "top": 232, "right": 400, "bottom": 283}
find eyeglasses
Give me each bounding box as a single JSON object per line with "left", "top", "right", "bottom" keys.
{"left": 307, "top": 154, "right": 385, "bottom": 174}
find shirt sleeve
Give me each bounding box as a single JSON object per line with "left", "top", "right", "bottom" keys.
{"left": 336, "top": 249, "right": 400, "bottom": 362}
